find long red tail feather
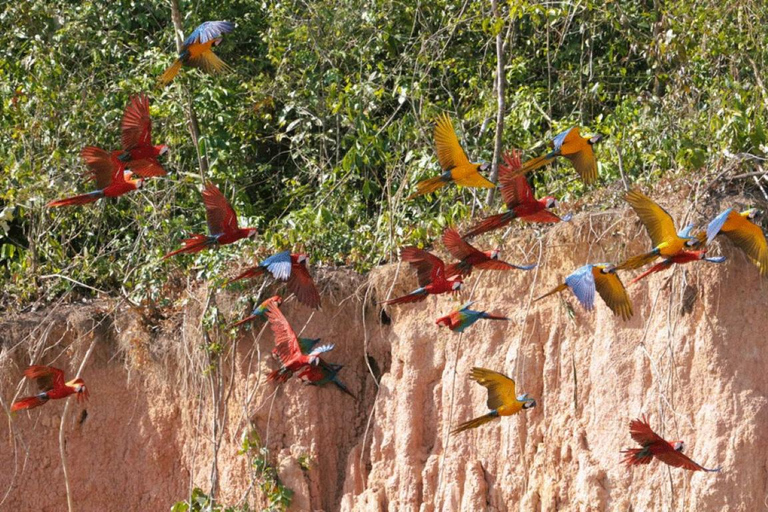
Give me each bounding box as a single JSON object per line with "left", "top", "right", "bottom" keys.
{"left": 47, "top": 192, "right": 102, "bottom": 207}
{"left": 229, "top": 267, "right": 266, "bottom": 283}
{"left": 621, "top": 448, "right": 653, "bottom": 467}
{"left": 462, "top": 212, "right": 514, "bottom": 239}
{"left": 380, "top": 292, "right": 428, "bottom": 305}
{"left": 11, "top": 396, "right": 47, "bottom": 412}
{"left": 163, "top": 234, "right": 212, "bottom": 259}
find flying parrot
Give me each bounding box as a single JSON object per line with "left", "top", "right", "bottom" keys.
{"left": 705, "top": 207, "right": 768, "bottom": 277}
{"left": 230, "top": 250, "right": 321, "bottom": 309}
{"left": 163, "top": 182, "right": 257, "bottom": 259}
{"left": 265, "top": 302, "right": 334, "bottom": 383}
{"left": 296, "top": 360, "right": 356, "bottom": 399}
{"left": 513, "top": 127, "right": 604, "bottom": 184}
{"left": 409, "top": 114, "right": 495, "bottom": 198}
{"left": 463, "top": 151, "right": 570, "bottom": 239}
{"left": 535, "top": 263, "right": 634, "bottom": 320}
{"left": 442, "top": 227, "right": 536, "bottom": 278}
{"left": 47, "top": 147, "right": 143, "bottom": 207}
{"left": 232, "top": 295, "right": 283, "bottom": 328}
{"left": 379, "top": 247, "right": 463, "bottom": 305}
{"left": 116, "top": 94, "right": 169, "bottom": 177}
{"left": 621, "top": 415, "right": 721, "bottom": 472}
{"left": 615, "top": 189, "right": 698, "bottom": 271}
{"left": 630, "top": 250, "right": 726, "bottom": 285}
{"left": 11, "top": 366, "right": 89, "bottom": 412}
{"left": 159, "top": 21, "right": 234, "bottom": 85}
{"left": 435, "top": 301, "right": 509, "bottom": 333}
{"left": 452, "top": 367, "right": 536, "bottom": 434}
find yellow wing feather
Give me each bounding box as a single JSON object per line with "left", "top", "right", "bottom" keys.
{"left": 723, "top": 213, "right": 768, "bottom": 276}
{"left": 565, "top": 145, "right": 598, "bottom": 184}
{"left": 469, "top": 367, "right": 516, "bottom": 411}
{"left": 593, "top": 267, "right": 634, "bottom": 320}
{"left": 625, "top": 190, "right": 682, "bottom": 253}
{"left": 434, "top": 114, "right": 472, "bottom": 172}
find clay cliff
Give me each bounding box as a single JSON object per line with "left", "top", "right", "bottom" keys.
{"left": 1, "top": 186, "right": 767, "bottom": 512}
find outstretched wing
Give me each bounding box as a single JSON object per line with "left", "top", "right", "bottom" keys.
{"left": 121, "top": 94, "right": 151, "bottom": 150}
{"left": 400, "top": 246, "right": 445, "bottom": 286}
{"left": 262, "top": 250, "right": 292, "bottom": 281}
{"left": 183, "top": 21, "right": 235, "bottom": 47}
{"left": 628, "top": 415, "right": 668, "bottom": 446}
{"left": 202, "top": 182, "right": 239, "bottom": 236}
{"left": 565, "top": 145, "right": 598, "bottom": 184}
{"left": 593, "top": 267, "right": 633, "bottom": 320}
{"left": 287, "top": 261, "right": 321, "bottom": 309}
{"left": 564, "top": 265, "right": 597, "bottom": 310}
{"left": 625, "top": 190, "right": 680, "bottom": 249}
{"left": 24, "top": 365, "right": 65, "bottom": 392}
{"left": 442, "top": 227, "right": 482, "bottom": 262}
{"left": 655, "top": 448, "right": 720, "bottom": 472}
{"left": 499, "top": 151, "right": 535, "bottom": 208}
{"left": 81, "top": 146, "right": 121, "bottom": 188}
{"left": 434, "top": 114, "right": 472, "bottom": 171}
{"left": 719, "top": 211, "right": 768, "bottom": 276}
{"left": 265, "top": 302, "right": 300, "bottom": 362}
{"left": 469, "top": 367, "right": 516, "bottom": 410}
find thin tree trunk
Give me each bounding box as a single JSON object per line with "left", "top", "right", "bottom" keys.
{"left": 486, "top": 0, "right": 507, "bottom": 204}
{"left": 169, "top": 0, "right": 209, "bottom": 182}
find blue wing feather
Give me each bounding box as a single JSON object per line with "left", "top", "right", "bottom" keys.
{"left": 706, "top": 208, "right": 734, "bottom": 245}
{"left": 565, "top": 264, "right": 596, "bottom": 310}
{"left": 261, "top": 250, "right": 292, "bottom": 281}
{"left": 551, "top": 127, "right": 574, "bottom": 154}
{"left": 183, "top": 21, "right": 235, "bottom": 47}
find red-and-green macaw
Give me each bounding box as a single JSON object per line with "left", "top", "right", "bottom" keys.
{"left": 409, "top": 114, "right": 495, "bottom": 198}
{"left": 11, "top": 366, "right": 89, "bottom": 412}
{"left": 230, "top": 250, "right": 321, "bottom": 309}
{"left": 159, "top": 21, "right": 234, "bottom": 85}
{"left": 296, "top": 360, "right": 356, "bottom": 399}
{"left": 452, "top": 367, "right": 536, "bottom": 434}
{"left": 621, "top": 415, "right": 720, "bottom": 472}
{"left": 630, "top": 250, "right": 726, "bottom": 285}
{"left": 706, "top": 207, "right": 768, "bottom": 277}
{"left": 615, "top": 189, "right": 698, "bottom": 270}
{"left": 463, "top": 151, "right": 570, "bottom": 239}
{"left": 47, "top": 147, "right": 143, "bottom": 207}
{"left": 232, "top": 295, "right": 283, "bottom": 328}
{"left": 514, "top": 127, "right": 603, "bottom": 184}
{"left": 442, "top": 227, "right": 536, "bottom": 278}
{"left": 380, "top": 247, "right": 463, "bottom": 305}
{"left": 435, "top": 301, "right": 508, "bottom": 333}
{"left": 265, "top": 302, "right": 334, "bottom": 383}
{"left": 535, "top": 263, "right": 633, "bottom": 320}
{"left": 163, "top": 182, "right": 257, "bottom": 259}
{"left": 117, "top": 94, "right": 169, "bottom": 177}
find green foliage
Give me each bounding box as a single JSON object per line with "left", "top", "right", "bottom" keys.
{"left": 171, "top": 487, "right": 249, "bottom": 512}
{"left": 1, "top": 0, "right": 766, "bottom": 306}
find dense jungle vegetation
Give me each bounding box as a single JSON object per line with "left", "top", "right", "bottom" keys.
{"left": 1, "top": 0, "right": 766, "bottom": 308}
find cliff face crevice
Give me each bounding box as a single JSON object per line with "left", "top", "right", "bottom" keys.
{"left": 2, "top": 193, "right": 768, "bottom": 511}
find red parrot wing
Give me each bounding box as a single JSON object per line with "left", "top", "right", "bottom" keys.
{"left": 202, "top": 182, "right": 239, "bottom": 236}
{"left": 522, "top": 210, "right": 563, "bottom": 223}
{"left": 498, "top": 152, "right": 534, "bottom": 207}
{"left": 24, "top": 365, "right": 65, "bottom": 392}
{"left": 265, "top": 302, "right": 300, "bottom": 362}
{"left": 81, "top": 146, "right": 120, "bottom": 188}
{"left": 655, "top": 449, "right": 716, "bottom": 471}
{"left": 125, "top": 158, "right": 167, "bottom": 178}
{"left": 287, "top": 262, "right": 321, "bottom": 309}
{"left": 121, "top": 94, "right": 152, "bottom": 150}
{"left": 400, "top": 246, "right": 445, "bottom": 286}
{"left": 628, "top": 416, "right": 669, "bottom": 447}
{"left": 442, "top": 228, "right": 480, "bottom": 262}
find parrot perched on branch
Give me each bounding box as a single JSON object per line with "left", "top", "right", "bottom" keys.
{"left": 163, "top": 182, "right": 257, "bottom": 259}
{"left": 11, "top": 366, "right": 89, "bottom": 412}
{"left": 47, "top": 147, "right": 143, "bottom": 207}
{"left": 442, "top": 228, "right": 536, "bottom": 278}
{"left": 380, "top": 247, "right": 463, "bottom": 305}
{"left": 535, "top": 263, "right": 633, "bottom": 320}
{"left": 463, "top": 151, "right": 570, "bottom": 239}
{"left": 409, "top": 114, "right": 495, "bottom": 198}
{"left": 513, "top": 127, "right": 604, "bottom": 184}
{"left": 452, "top": 367, "right": 535, "bottom": 434}
{"left": 159, "top": 21, "right": 235, "bottom": 85}
{"left": 117, "top": 94, "right": 169, "bottom": 177}
{"left": 705, "top": 207, "right": 768, "bottom": 277}
{"left": 621, "top": 415, "right": 721, "bottom": 472}
{"left": 230, "top": 250, "right": 321, "bottom": 309}
{"left": 232, "top": 295, "right": 283, "bottom": 328}
{"left": 435, "top": 301, "right": 509, "bottom": 333}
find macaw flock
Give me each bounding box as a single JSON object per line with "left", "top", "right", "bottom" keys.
{"left": 12, "top": 20, "right": 768, "bottom": 483}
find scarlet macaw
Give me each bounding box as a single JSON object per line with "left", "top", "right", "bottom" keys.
{"left": 442, "top": 227, "right": 536, "bottom": 278}
{"left": 452, "top": 367, "right": 536, "bottom": 434}
{"left": 515, "top": 127, "right": 603, "bottom": 184}
{"left": 159, "top": 21, "right": 234, "bottom": 85}
{"left": 231, "top": 295, "right": 283, "bottom": 328}
{"left": 379, "top": 247, "right": 463, "bottom": 305}
{"left": 706, "top": 208, "right": 768, "bottom": 277}
{"left": 47, "top": 147, "right": 143, "bottom": 207}
{"left": 265, "top": 302, "right": 334, "bottom": 383}
{"left": 630, "top": 250, "right": 726, "bottom": 285}
{"left": 116, "top": 94, "right": 169, "bottom": 177}
{"left": 615, "top": 189, "right": 697, "bottom": 271}
{"left": 435, "top": 301, "right": 508, "bottom": 333}
{"left": 296, "top": 360, "right": 356, "bottom": 399}
{"left": 463, "top": 151, "right": 570, "bottom": 239}
{"left": 621, "top": 415, "right": 720, "bottom": 472}
{"left": 230, "top": 250, "right": 321, "bottom": 309}
{"left": 163, "top": 182, "right": 257, "bottom": 259}
{"left": 535, "top": 263, "right": 633, "bottom": 320}
{"left": 409, "top": 114, "right": 495, "bottom": 198}
{"left": 11, "top": 366, "right": 89, "bottom": 411}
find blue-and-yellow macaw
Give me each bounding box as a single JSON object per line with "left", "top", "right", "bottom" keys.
{"left": 515, "top": 127, "right": 603, "bottom": 184}
{"left": 706, "top": 208, "right": 768, "bottom": 277}
{"left": 409, "top": 114, "right": 495, "bottom": 198}
{"left": 535, "top": 263, "right": 633, "bottom": 320}
{"left": 159, "top": 21, "right": 234, "bottom": 85}
{"left": 435, "top": 301, "right": 508, "bottom": 333}
{"left": 452, "top": 367, "right": 536, "bottom": 434}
